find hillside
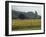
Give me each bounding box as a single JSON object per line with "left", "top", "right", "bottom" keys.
{"left": 12, "top": 10, "right": 41, "bottom": 19}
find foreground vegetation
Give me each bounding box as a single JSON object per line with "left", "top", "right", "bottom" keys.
{"left": 12, "top": 19, "right": 41, "bottom": 30}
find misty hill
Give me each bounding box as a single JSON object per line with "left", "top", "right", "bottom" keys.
{"left": 12, "top": 10, "right": 41, "bottom": 19}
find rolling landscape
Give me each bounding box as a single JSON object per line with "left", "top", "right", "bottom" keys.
{"left": 12, "top": 10, "right": 41, "bottom": 31}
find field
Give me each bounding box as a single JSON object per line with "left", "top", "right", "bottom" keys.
{"left": 12, "top": 19, "right": 41, "bottom": 31}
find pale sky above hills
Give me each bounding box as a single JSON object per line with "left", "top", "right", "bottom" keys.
{"left": 12, "top": 3, "right": 43, "bottom": 16}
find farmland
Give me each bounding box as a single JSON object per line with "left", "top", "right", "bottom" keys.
{"left": 12, "top": 19, "right": 41, "bottom": 31}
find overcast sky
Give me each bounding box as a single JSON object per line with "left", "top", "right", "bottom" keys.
{"left": 12, "top": 5, "right": 43, "bottom": 16}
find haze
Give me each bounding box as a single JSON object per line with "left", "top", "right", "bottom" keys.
{"left": 12, "top": 5, "right": 42, "bottom": 16}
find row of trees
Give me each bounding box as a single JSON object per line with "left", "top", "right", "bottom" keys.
{"left": 12, "top": 10, "right": 41, "bottom": 19}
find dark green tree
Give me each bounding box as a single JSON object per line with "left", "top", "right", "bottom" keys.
{"left": 35, "top": 11, "right": 38, "bottom": 16}
{"left": 18, "top": 14, "right": 25, "bottom": 19}
{"left": 35, "top": 11, "right": 38, "bottom": 18}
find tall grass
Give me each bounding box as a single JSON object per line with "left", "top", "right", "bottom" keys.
{"left": 12, "top": 19, "right": 41, "bottom": 30}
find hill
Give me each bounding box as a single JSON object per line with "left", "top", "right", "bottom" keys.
{"left": 12, "top": 10, "right": 41, "bottom": 19}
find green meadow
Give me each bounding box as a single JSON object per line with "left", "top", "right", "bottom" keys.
{"left": 12, "top": 19, "right": 41, "bottom": 31}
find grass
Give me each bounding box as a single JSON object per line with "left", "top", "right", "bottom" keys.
{"left": 12, "top": 19, "right": 41, "bottom": 31}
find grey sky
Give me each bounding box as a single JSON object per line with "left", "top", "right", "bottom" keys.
{"left": 12, "top": 5, "right": 42, "bottom": 16}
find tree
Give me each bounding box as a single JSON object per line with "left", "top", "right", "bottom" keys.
{"left": 35, "top": 11, "right": 38, "bottom": 16}
{"left": 35, "top": 11, "right": 38, "bottom": 18}
{"left": 18, "top": 14, "right": 25, "bottom": 19}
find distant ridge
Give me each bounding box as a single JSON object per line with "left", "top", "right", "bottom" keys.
{"left": 12, "top": 10, "right": 41, "bottom": 19}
